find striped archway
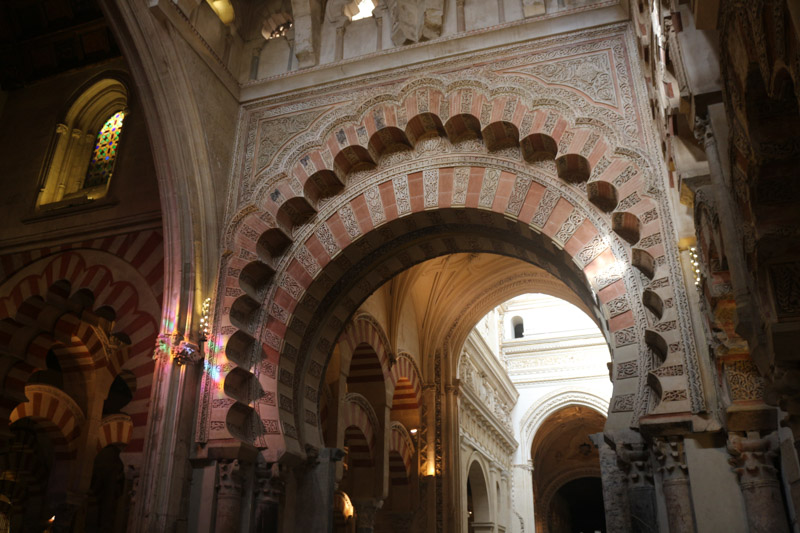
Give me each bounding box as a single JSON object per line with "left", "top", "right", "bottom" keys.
{"left": 342, "top": 393, "right": 379, "bottom": 467}
{"left": 9, "top": 385, "right": 85, "bottom": 460}
{"left": 389, "top": 422, "right": 415, "bottom": 484}
{"left": 338, "top": 313, "right": 394, "bottom": 389}
{"left": 96, "top": 413, "right": 134, "bottom": 452}
{"left": 390, "top": 352, "right": 422, "bottom": 411}
{"left": 0, "top": 250, "right": 161, "bottom": 453}
{"left": 218, "top": 59, "right": 701, "bottom": 461}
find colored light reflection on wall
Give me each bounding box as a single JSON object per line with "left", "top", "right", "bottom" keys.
{"left": 161, "top": 315, "right": 176, "bottom": 334}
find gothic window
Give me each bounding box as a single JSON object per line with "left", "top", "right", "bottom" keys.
{"left": 350, "top": 0, "right": 375, "bottom": 20}
{"left": 35, "top": 77, "right": 129, "bottom": 210}
{"left": 512, "top": 316, "right": 524, "bottom": 338}
{"left": 84, "top": 111, "right": 126, "bottom": 189}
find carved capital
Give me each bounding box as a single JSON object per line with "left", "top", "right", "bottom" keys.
{"left": 153, "top": 333, "right": 172, "bottom": 362}
{"left": 616, "top": 441, "right": 654, "bottom": 487}
{"left": 173, "top": 339, "right": 201, "bottom": 365}
{"left": 653, "top": 437, "right": 688, "bottom": 483}
{"left": 353, "top": 498, "right": 383, "bottom": 529}
{"left": 217, "top": 459, "right": 244, "bottom": 498}
{"left": 256, "top": 462, "right": 284, "bottom": 504}
{"left": 153, "top": 333, "right": 202, "bottom": 365}
{"left": 693, "top": 115, "right": 714, "bottom": 147}
{"left": 727, "top": 432, "right": 780, "bottom": 486}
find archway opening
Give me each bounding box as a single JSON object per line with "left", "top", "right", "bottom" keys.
{"left": 467, "top": 460, "right": 491, "bottom": 530}
{"left": 549, "top": 477, "right": 606, "bottom": 533}
{"left": 226, "top": 182, "right": 661, "bottom": 530}
{"left": 531, "top": 405, "right": 606, "bottom": 533}
{"left": 273, "top": 207, "right": 625, "bottom": 455}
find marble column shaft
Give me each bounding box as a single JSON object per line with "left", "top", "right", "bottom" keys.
{"left": 728, "top": 433, "right": 790, "bottom": 533}
{"left": 617, "top": 441, "right": 657, "bottom": 533}
{"left": 591, "top": 434, "right": 631, "bottom": 533}
{"left": 215, "top": 459, "right": 244, "bottom": 533}
{"left": 654, "top": 438, "right": 696, "bottom": 533}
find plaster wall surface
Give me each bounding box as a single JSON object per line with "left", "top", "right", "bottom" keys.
{"left": 467, "top": 294, "right": 613, "bottom": 533}
{"left": 0, "top": 58, "right": 161, "bottom": 250}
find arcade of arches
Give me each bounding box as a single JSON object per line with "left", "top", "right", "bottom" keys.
{"left": 1, "top": 0, "right": 799, "bottom": 532}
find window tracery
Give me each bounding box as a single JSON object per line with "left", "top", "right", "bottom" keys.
{"left": 35, "top": 77, "right": 128, "bottom": 210}
{"left": 84, "top": 110, "right": 126, "bottom": 189}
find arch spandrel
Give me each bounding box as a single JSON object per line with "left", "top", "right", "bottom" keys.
{"left": 215, "top": 28, "right": 703, "bottom": 460}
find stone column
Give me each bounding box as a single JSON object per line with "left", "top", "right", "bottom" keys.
{"left": 728, "top": 432, "right": 790, "bottom": 533}
{"left": 445, "top": 380, "right": 462, "bottom": 533}
{"left": 418, "top": 384, "right": 437, "bottom": 532}
{"left": 214, "top": 459, "right": 244, "bottom": 533}
{"left": 293, "top": 8, "right": 320, "bottom": 68}
{"left": 293, "top": 447, "right": 345, "bottom": 532}
{"left": 373, "top": 4, "right": 385, "bottom": 50}
{"left": 132, "top": 336, "right": 202, "bottom": 533}
{"left": 254, "top": 462, "right": 283, "bottom": 533}
{"left": 456, "top": 0, "right": 465, "bottom": 32}
{"left": 616, "top": 438, "right": 657, "bottom": 533}
{"left": 39, "top": 123, "right": 70, "bottom": 204}
{"left": 654, "top": 437, "right": 696, "bottom": 533}
{"left": 591, "top": 434, "right": 631, "bottom": 532}
{"left": 56, "top": 128, "right": 85, "bottom": 197}
{"left": 335, "top": 23, "right": 347, "bottom": 62}
{"left": 353, "top": 498, "right": 383, "bottom": 533}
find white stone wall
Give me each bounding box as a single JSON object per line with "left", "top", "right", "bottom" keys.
{"left": 464, "top": 293, "right": 612, "bottom": 533}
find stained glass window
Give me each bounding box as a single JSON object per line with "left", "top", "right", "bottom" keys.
{"left": 83, "top": 110, "right": 126, "bottom": 189}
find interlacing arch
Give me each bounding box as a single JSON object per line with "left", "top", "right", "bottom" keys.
{"left": 220, "top": 76, "right": 700, "bottom": 459}
{"left": 0, "top": 251, "right": 160, "bottom": 452}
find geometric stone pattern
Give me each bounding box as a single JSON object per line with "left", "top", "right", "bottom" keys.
{"left": 214, "top": 27, "right": 700, "bottom": 454}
